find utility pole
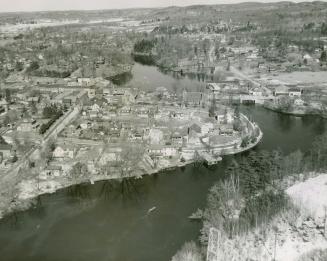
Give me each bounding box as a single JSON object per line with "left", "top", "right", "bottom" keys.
{"left": 324, "top": 206, "right": 327, "bottom": 238}
{"left": 274, "top": 232, "right": 277, "bottom": 261}
{"left": 272, "top": 225, "right": 278, "bottom": 261}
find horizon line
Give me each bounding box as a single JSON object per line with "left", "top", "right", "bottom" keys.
{"left": 0, "top": 0, "right": 321, "bottom": 15}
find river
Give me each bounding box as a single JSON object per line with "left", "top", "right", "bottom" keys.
{"left": 0, "top": 64, "right": 326, "bottom": 261}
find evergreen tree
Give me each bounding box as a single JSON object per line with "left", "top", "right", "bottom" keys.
{"left": 321, "top": 50, "right": 327, "bottom": 62}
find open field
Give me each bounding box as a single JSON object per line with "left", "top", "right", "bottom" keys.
{"left": 264, "top": 71, "right": 327, "bottom": 85}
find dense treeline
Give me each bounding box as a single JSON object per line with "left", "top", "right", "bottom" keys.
{"left": 133, "top": 39, "right": 156, "bottom": 53}
{"left": 26, "top": 61, "right": 40, "bottom": 73}
{"left": 32, "top": 69, "right": 72, "bottom": 78}
{"left": 153, "top": 24, "right": 229, "bottom": 35}
{"left": 132, "top": 39, "right": 157, "bottom": 66}
{"left": 42, "top": 104, "right": 63, "bottom": 119}
{"left": 321, "top": 23, "right": 327, "bottom": 36}
{"left": 1, "top": 26, "right": 133, "bottom": 81}
{"left": 39, "top": 113, "right": 62, "bottom": 135}
{"left": 39, "top": 105, "right": 64, "bottom": 135}
{"left": 253, "top": 29, "right": 325, "bottom": 54}
{"left": 108, "top": 71, "right": 133, "bottom": 86}
{"left": 132, "top": 54, "right": 156, "bottom": 66}
{"left": 133, "top": 35, "right": 211, "bottom": 69}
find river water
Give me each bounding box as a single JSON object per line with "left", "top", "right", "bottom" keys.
{"left": 0, "top": 64, "right": 326, "bottom": 261}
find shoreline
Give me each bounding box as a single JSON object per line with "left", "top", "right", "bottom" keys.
{"left": 0, "top": 126, "right": 263, "bottom": 221}
{"left": 263, "top": 103, "right": 327, "bottom": 119}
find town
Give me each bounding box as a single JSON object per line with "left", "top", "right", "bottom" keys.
{"left": 0, "top": 1, "right": 327, "bottom": 261}
{"left": 0, "top": 62, "right": 261, "bottom": 199}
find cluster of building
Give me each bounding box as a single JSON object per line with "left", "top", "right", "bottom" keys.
{"left": 0, "top": 61, "right": 259, "bottom": 182}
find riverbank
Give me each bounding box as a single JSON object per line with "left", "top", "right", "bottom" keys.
{"left": 132, "top": 53, "right": 215, "bottom": 83}
{"left": 0, "top": 121, "right": 263, "bottom": 221}
{"left": 187, "top": 124, "right": 327, "bottom": 261}
{"left": 264, "top": 102, "right": 327, "bottom": 119}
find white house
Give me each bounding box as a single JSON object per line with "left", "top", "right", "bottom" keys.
{"left": 215, "top": 107, "right": 234, "bottom": 124}
{"left": 274, "top": 86, "right": 289, "bottom": 96}
{"left": 148, "top": 128, "right": 164, "bottom": 145}
{"left": 91, "top": 103, "right": 101, "bottom": 112}
{"left": 249, "top": 88, "right": 263, "bottom": 96}
{"left": 288, "top": 88, "right": 302, "bottom": 97}
{"left": 171, "top": 131, "right": 185, "bottom": 145}
{"left": 53, "top": 145, "right": 76, "bottom": 160}
{"left": 78, "top": 78, "right": 94, "bottom": 87}
{"left": 39, "top": 165, "right": 63, "bottom": 180}
{"left": 148, "top": 146, "right": 178, "bottom": 157}
{"left": 201, "top": 122, "right": 214, "bottom": 135}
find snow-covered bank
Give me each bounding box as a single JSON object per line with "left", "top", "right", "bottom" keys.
{"left": 287, "top": 174, "right": 327, "bottom": 224}
{"left": 275, "top": 174, "right": 327, "bottom": 260}
{"left": 209, "top": 173, "right": 327, "bottom": 261}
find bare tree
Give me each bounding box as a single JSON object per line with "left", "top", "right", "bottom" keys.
{"left": 116, "top": 144, "right": 146, "bottom": 178}
{"left": 172, "top": 241, "right": 203, "bottom": 261}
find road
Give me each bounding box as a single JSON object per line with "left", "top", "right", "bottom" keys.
{"left": 0, "top": 127, "right": 10, "bottom": 136}
{"left": 43, "top": 106, "right": 81, "bottom": 143}
{"left": 230, "top": 66, "right": 272, "bottom": 95}
{"left": 208, "top": 42, "right": 215, "bottom": 65}
{"left": 58, "top": 137, "right": 104, "bottom": 146}
{"left": 0, "top": 106, "right": 81, "bottom": 198}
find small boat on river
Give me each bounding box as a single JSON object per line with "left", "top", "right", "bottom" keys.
{"left": 147, "top": 207, "right": 157, "bottom": 214}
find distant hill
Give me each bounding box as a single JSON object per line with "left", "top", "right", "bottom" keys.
{"left": 1, "top": 1, "right": 327, "bottom": 28}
